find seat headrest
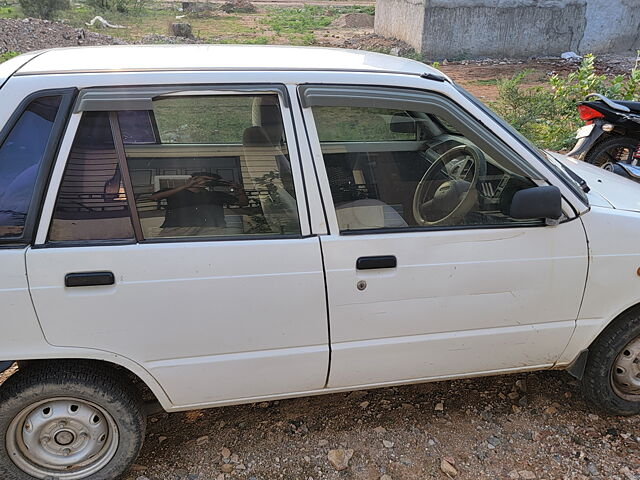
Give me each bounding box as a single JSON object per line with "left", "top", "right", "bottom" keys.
{"left": 243, "top": 126, "right": 272, "bottom": 147}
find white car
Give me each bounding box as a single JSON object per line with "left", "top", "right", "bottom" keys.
{"left": 0, "top": 45, "right": 639, "bottom": 480}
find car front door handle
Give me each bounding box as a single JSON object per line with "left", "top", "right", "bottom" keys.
{"left": 65, "top": 271, "right": 115, "bottom": 287}
{"left": 356, "top": 255, "right": 397, "bottom": 270}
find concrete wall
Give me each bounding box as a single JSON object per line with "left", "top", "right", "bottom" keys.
{"left": 375, "top": 0, "right": 640, "bottom": 59}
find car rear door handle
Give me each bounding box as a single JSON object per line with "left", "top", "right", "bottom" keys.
{"left": 65, "top": 271, "right": 115, "bottom": 287}
{"left": 356, "top": 255, "right": 397, "bottom": 270}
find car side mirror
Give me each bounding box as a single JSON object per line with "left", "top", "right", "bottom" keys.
{"left": 509, "top": 186, "right": 562, "bottom": 224}
{"left": 389, "top": 113, "right": 416, "bottom": 134}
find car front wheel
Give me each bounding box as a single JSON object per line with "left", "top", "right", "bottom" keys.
{"left": 582, "top": 308, "right": 640, "bottom": 415}
{"left": 0, "top": 362, "right": 146, "bottom": 479}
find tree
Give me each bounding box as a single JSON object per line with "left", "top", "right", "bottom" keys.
{"left": 19, "top": 0, "right": 70, "bottom": 19}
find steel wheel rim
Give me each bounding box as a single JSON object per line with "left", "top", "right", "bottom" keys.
{"left": 611, "top": 335, "right": 640, "bottom": 401}
{"left": 5, "top": 397, "right": 119, "bottom": 480}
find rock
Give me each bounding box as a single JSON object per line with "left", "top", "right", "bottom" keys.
{"left": 515, "top": 379, "right": 527, "bottom": 392}
{"left": 360, "top": 401, "right": 370, "bottom": 408}
{"left": 130, "top": 465, "right": 148, "bottom": 471}
{"left": 374, "top": 426, "right": 387, "bottom": 433}
{"left": 258, "top": 402, "right": 270, "bottom": 408}
{"left": 383, "top": 440, "right": 394, "bottom": 448}
{"left": 220, "top": 463, "right": 234, "bottom": 473}
{"left": 435, "top": 402, "right": 444, "bottom": 411}
{"left": 318, "top": 439, "right": 329, "bottom": 446}
{"left": 561, "top": 51, "right": 582, "bottom": 60}
{"left": 544, "top": 406, "right": 557, "bottom": 414}
{"left": 512, "top": 405, "right": 522, "bottom": 413}
{"left": 508, "top": 392, "right": 520, "bottom": 400}
{"left": 221, "top": 447, "right": 231, "bottom": 459}
{"left": 586, "top": 462, "right": 599, "bottom": 476}
{"left": 428, "top": 439, "right": 436, "bottom": 446}
{"left": 381, "top": 475, "right": 393, "bottom": 480}
{"left": 440, "top": 458, "right": 458, "bottom": 477}
{"left": 221, "top": 0, "right": 256, "bottom": 13}
{"left": 170, "top": 23, "right": 193, "bottom": 39}
{"left": 158, "top": 435, "right": 168, "bottom": 444}
{"left": 487, "top": 435, "right": 501, "bottom": 447}
{"left": 327, "top": 449, "right": 354, "bottom": 471}
{"left": 508, "top": 471, "right": 520, "bottom": 479}
{"left": 196, "top": 435, "right": 209, "bottom": 445}
{"left": 518, "top": 471, "right": 536, "bottom": 479}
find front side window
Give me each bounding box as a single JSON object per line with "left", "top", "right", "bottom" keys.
{"left": 311, "top": 104, "right": 543, "bottom": 233}
{"left": 0, "top": 96, "right": 62, "bottom": 238}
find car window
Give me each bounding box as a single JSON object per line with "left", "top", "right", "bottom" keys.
{"left": 49, "top": 111, "right": 135, "bottom": 242}
{"left": 310, "top": 105, "right": 543, "bottom": 232}
{"left": 153, "top": 95, "right": 256, "bottom": 144}
{"left": 48, "top": 93, "right": 301, "bottom": 243}
{"left": 124, "top": 94, "right": 300, "bottom": 239}
{"left": 0, "top": 96, "right": 62, "bottom": 239}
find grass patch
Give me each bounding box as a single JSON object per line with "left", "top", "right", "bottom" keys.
{"left": 263, "top": 5, "right": 374, "bottom": 35}
{"left": 0, "top": 5, "right": 22, "bottom": 18}
{"left": 471, "top": 78, "right": 499, "bottom": 86}
{"left": 0, "top": 51, "right": 19, "bottom": 63}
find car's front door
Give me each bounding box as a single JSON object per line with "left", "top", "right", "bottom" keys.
{"left": 26, "top": 86, "right": 328, "bottom": 407}
{"left": 300, "top": 85, "right": 589, "bottom": 388}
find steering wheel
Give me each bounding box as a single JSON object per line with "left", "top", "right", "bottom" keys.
{"left": 412, "top": 144, "right": 487, "bottom": 226}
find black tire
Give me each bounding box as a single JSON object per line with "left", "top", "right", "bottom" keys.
{"left": 584, "top": 136, "right": 640, "bottom": 167}
{"left": 0, "top": 361, "right": 146, "bottom": 479}
{"left": 581, "top": 308, "right": 640, "bottom": 415}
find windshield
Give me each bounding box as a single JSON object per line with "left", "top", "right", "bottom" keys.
{"left": 453, "top": 83, "right": 589, "bottom": 206}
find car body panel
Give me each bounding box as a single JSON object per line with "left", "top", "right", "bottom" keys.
{"left": 558, "top": 206, "right": 640, "bottom": 364}
{"left": 555, "top": 153, "right": 640, "bottom": 212}
{"left": 319, "top": 221, "right": 588, "bottom": 387}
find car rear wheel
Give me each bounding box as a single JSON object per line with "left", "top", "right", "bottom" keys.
{"left": 581, "top": 308, "right": 640, "bottom": 415}
{"left": 0, "top": 362, "right": 146, "bottom": 479}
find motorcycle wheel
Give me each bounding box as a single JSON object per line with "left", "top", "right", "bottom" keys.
{"left": 584, "top": 136, "right": 640, "bottom": 167}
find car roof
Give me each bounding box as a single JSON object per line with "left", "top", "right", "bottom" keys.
{"left": 14, "top": 44, "right": 446, "bottom": 78}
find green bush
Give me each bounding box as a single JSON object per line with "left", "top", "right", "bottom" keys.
{"left": 18, "top": 0, "right": 69, "bottom": 19}
{"left": 86, "top": 0, "right": 146, "bottom": 13}
{"left": 491, "top": 52, "right": 640, "bottom": 151}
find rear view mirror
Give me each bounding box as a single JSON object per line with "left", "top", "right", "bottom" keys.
{"left": 390, "top": 113, "right": 416, "bottom": 134}
{"left": 509, "top": 186, "right": 562, "bottom": 223}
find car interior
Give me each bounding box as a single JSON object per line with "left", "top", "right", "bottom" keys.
{"left": 312, "top": 107, "right": 539, "bottom": 231}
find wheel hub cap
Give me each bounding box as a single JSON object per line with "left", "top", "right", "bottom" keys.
{"left": 6, "top": 397, "right": 119, "bottom": 480}
{"left": 612, "top": 336, "right": 640, "bottom": 399}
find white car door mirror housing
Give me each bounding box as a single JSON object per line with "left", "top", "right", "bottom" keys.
{"left": 509, "top": 185, "right": 562, "bottom": 222}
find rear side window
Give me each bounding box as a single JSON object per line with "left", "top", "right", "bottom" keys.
{"left": 0, "top": 96, "right": 62, "bottom": 238}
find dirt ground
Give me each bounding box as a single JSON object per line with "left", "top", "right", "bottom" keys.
{"left": 2, "top": 365, "right": 639, "bottom": 480}
{"left": 125, "top": 371, "right": 640, "bottom": 480}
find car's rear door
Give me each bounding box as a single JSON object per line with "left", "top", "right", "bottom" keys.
{"left": 26, "top": 85, "right": 329, "bottom": 408}
{"left": 298, "top": 84, "right": 588, "bottom": 388}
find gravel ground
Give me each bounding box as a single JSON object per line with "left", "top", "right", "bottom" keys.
{"left": 120, "top": 371, "right": 640, "bottom": 480}
{"left": 0, "top": 18, "right": 125, "bottom": 55}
